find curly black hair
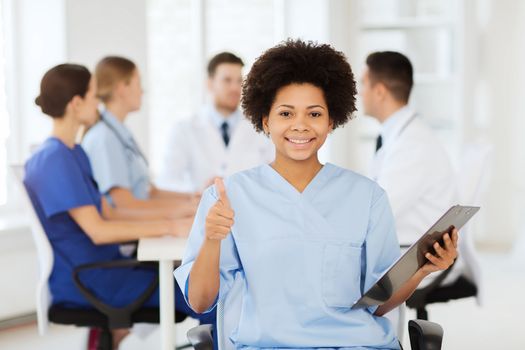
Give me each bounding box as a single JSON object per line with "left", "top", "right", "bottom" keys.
{"left": 241, "top": 39, "right": 357, "bottom": 132}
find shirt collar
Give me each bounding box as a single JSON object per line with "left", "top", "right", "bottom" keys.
{"left": 380, "top": 105, "right": 415, "bottom": 146}
{"left": 205, "top": 104, "right": 241, "bottom": 131}
{"left": 100, "top": 109, "right": 134, "bottom": 143}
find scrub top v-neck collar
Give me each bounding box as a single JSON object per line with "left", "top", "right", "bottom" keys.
{"left": 261, "top": 162, "right": 333, "bottom": 201}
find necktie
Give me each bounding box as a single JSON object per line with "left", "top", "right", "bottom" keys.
{"left": 221, "top": 122, "right": 230, "bottom": 147}
{"left": 375, "top": 135, "right": 383, "bottom": 153}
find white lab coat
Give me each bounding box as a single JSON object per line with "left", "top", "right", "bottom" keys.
{"left": 369, "top": 107, "right": 467, "bottom": 287}
{"left": 156, "top": 109, "right": 274, "bottom": 192}
{"left": 370, "top": 107, "right": 461, "bottom": 334}
{"left": 370, "top": 106, "right": 459, "bottom": 246}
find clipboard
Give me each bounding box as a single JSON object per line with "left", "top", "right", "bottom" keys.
{"left": 351, "top": 205, "right": 480, "bottom": 310}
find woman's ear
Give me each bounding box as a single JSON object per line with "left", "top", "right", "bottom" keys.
{"left": 69, "top": 95, "right": 83, "bottom": 112}
{"left": 328, "top": 119, "right": 334, "bottom": 133}
{"left": 113, "top": 80, "right": 126, "bottom": 99}
{"left": 262, "top": 116, "right": 270, "bottom": 135}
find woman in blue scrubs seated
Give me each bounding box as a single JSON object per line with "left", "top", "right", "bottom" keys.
{"left": 24, "top": 64, "right": 214, "bottom": 347}
{"left": 174, "top": 40, "right": 458, "bottom": 349}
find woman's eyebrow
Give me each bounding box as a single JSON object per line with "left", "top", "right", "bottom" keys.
{"left": 276, "top": 104, "right": 326, "bottom": 109}
{"left": 276, "top": 104, "right": 295, "bottom": 109}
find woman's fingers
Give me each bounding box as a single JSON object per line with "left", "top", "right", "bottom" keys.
{"left": 207, "top": 217, "right": 234, "bottom": 228}
{"left": 215, "top": 178, "right": 231, "bottom": 207}
{"left": 433, "top": 241, "right": 446, "bottom": 258}
{"left": 205, "top": 187, "right": 235, "bottom": 241}
{"left": 425, "top": 252, "right": 441, "bottom": 266}
{"left": 451, "top": 228, "right": 459, "bottom": 248}
{"left": 209, "top": 202, "right": 234, "bottom": 219}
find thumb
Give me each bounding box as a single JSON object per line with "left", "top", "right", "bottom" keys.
{"left": 215, "top": 178, "right": 230, "bottom": 207}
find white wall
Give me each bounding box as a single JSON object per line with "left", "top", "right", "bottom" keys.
{"left": 66, "top": 0, "right": 150, "bottom": 155}
{"left": 462, "top": 0, "right": 525, "bottom": 247}
{"left": 0, "top": 227, "right": 37, "bottom": 319}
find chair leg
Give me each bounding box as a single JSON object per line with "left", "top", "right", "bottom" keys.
{"left": 97, "top": 328, "right": 113, "bottom": 350}
{"left": 416, "top": 307, "right": 428, "bottom": 321}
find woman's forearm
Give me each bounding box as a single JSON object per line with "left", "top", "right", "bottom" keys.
{"left": 69, "top": 205, "right": 177, "bottom": 244}
{"left": 150, "top": 186, "right": 196, "bottom": 200}
{"left": 90, "top": 219, "right": 173, "bottom": 244}
{"left": 104, "top": 203, "right": 180, "bottom": 221}
{"left": 110, "top": 188, "right": 196, "bottom": 218}
{"left": 374, "top": 270, "right": 430, "bottom": 316}
{"left": 188, "top": 239, "right": 222, "bottom": 313}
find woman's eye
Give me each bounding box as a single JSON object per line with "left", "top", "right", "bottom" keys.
{"left": 280, "top": 111, "right": 291, "bottom": 118}
{"left": 311, "top": 112, "right": 322, "bottom": 118}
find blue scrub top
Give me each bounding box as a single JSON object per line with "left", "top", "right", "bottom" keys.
{"left": 82, "top": 110, "right": 150, "bottom": 201}
{"left": 24, "top": 137, "right": 155, "bottom": 308}
{"left": 175, "top": 163, "right": 402, "bottom": 349}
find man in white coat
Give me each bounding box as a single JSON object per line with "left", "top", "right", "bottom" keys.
{"left": 361, "top": 51, "right": 462, "bottom": 284}
{"left": 157, "top": 52, "right": 274, "bottom": 192}
{"left": 361, "top": 51, "right": 465, "bottom": 337}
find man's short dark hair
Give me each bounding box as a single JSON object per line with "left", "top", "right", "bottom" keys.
{"left": 207, "top": 52, "right": 244, "bottom": 77}
{"left": 366, "top": 51, "right": 414, "bottom": 103}
{"left": 242, "top": 39, "right": 357, "bottom": 132}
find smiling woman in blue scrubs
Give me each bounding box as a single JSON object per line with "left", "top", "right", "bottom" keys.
{"left": 24, "top": 64, "right": 213, "bottom": 347}
{"left": 174, "top": 40, "right": 459, "bottom": 349}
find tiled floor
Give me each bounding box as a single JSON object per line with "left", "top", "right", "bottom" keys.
{"left": 0, "top": 251, "right": 523, "bottom": 350}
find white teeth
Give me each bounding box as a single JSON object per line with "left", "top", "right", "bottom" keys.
{"left": 288, "top": 138, "right": 311, "bottom": 144}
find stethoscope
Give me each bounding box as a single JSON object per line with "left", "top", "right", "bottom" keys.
{"left": 99, "top": 112, "right": 149, "bottom": 167}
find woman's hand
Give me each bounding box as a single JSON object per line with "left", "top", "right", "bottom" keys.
{"left": 375, "top": 228, "right": 459, "bottom": 316}
{"left": 419, "top": 228, "right": 459, "bottom": 276}
{"left": 205, "top": 178, "right": 234, "bottom": 241}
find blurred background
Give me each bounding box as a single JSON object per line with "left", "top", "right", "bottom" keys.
{"left": 0, "top": 0, "right": 524, "bottom": 349}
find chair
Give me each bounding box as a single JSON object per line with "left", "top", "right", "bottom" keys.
{"left": 10, "top": 165, "right": 187, "bottom": 349}
{"left": 406, "top": 143, "right": 492, "bottom": 319}
{"left": 185, "top": 273, "right": 444, "bottom": 350}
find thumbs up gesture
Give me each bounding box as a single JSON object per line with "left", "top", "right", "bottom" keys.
{"left": 205, "top": 178, "right": 235, "bottom": 241}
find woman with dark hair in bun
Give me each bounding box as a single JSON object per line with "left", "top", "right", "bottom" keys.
{"left": 25, "top": 64, "right": 211, "bottom": 348}
{"left": 175, "top": 40, "right": 458, "bottom": 349}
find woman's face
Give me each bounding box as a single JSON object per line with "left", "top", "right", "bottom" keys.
{"left": 76, "top": 77, "right": 99, "bottom": 126}
{"left": 263, "top": 83, "right": 333, "bottom": 164}
{"left": 120, "top": 68, "right": 143, "bottom": 112}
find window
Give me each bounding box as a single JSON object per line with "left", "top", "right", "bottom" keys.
{"left": 0, "top": 0, "right": 65, "bottom": 215}
{"left": 147, "top": 0, "right": 279, "bottom": 176}
{"left": 0, "top": 0, "right": 10, "bottom": 207}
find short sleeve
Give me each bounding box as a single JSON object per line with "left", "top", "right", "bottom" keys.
{"left": 25, "top": 148, "right": 97, "bottom": 218}
{"left": 361, "top": 185, "right": 401, "bottom": 314}
{"left": 174, "top": 185, "right": 242, "bottom": 313}
{"left": 82, "top": 127, "right": 131, "bottom": 194}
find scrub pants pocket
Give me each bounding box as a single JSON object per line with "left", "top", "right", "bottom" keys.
{"left": 322, "top": 243, "right": 362, "bottom": 308}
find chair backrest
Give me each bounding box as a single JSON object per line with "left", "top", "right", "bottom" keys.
{"left": 10, "top": 165, "right": 54, "bottom": 335}
{"left": 456, "top": 143, "right": 493, "bottom": 305}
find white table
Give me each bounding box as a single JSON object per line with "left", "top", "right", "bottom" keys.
{"left": 137, "top": 236, "right": 188, "bottom": 350}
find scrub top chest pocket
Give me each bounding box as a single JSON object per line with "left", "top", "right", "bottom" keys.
{"left": 322, "top": 242, "right": 363, "bottom": 309}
